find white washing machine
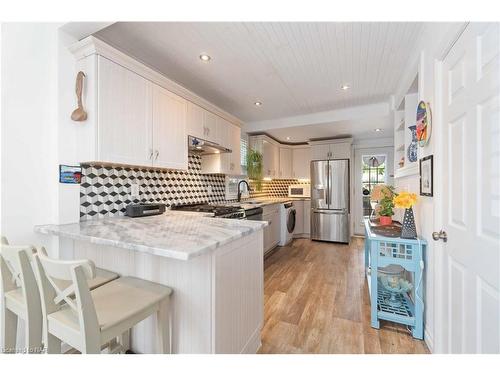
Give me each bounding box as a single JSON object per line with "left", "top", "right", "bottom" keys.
{"left": 279, "top": 201, "right": 296, "bottom": 246}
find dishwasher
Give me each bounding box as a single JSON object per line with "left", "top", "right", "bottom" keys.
{"left": 244, "top": 207, "right": 263, "bottom": 221}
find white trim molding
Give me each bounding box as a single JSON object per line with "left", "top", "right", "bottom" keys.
{"left": 68, "top": 36, "right": 243, "bottom": 127}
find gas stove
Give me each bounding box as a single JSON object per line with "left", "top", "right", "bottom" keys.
{"left": 170, "top": 203, "right": 246, "bottom": 219}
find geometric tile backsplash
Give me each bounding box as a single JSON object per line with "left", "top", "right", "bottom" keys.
{"left": 80, "top": 154, "right": 226, "bottom": 220}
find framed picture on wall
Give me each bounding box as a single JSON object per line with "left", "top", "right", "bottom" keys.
{"left": 419, "top": 155, "right": 433, "bottom": 196}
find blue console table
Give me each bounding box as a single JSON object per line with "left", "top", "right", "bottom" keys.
{"left": 364, "top": 219, "right": 426, "bottom": 339}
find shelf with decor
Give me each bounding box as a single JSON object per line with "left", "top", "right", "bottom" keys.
{"left": 364, "top": 218, "right": 426, "bottom": 339}
{"left": 394, "top": 91, "right": 419, "bottom": 178}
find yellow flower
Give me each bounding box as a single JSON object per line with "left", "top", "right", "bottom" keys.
{"left": 393, "top": 191, "right": 418, "bottom": 209}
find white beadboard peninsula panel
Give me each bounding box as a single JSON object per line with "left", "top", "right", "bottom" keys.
{"left": 213, "top": 230, "right": 263, "bottom": 353}
{"left": 60, "top": 231, "right": 264, "bottom": 354}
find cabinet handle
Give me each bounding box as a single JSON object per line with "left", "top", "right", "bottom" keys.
{"left": 154, "top": 150, "right": 159, "bottom": 160}
{"left": 149, "top": 149, "right": 154, "bottom": 160}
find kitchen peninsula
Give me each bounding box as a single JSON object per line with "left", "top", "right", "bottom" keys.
{"left": 35, "top": 212, "right": 266, "bottom": 354}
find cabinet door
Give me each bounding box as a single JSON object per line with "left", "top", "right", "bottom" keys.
{"left": 294, "top": 200, "right": 304, "bottom": 234}
{"left": 204, "top": 111, "right": 218, "bottom": 142}
{"left": 279, "top": 147, "right": 292, "bottom": 178}
{"left": 97, "top": 56, "right": 152, "bottom": 166}
{"left": 311, "top": 144, "right": 330, "bottom": 160}
{"left": 330, "top": 143, "right": 351, "bottom": 159}
{"left": 262, "top": 139, "right": 275, "bottom": 178}
{"left": 186, "top": 102, "right": 204, "bottom": 139}
{"left": 303, "top": 200, "right": 311, "bottom": 234}
{"left": 292, "top": 147, "right": 311, "bottom": 179}
{"left": 152, "top": 84, "right": 188, "bottom": 170}
{"left": 271, "top": 210, "right": 281, "bottom": 246}
{"left": 215, "top": 117, "right": 230, "bottom": 173}
{"left": 230, "top": 124, "right": 242, "bottom": 175}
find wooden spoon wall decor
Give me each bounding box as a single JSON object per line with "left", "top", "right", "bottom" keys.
{"left": 71, "top": 71, "right": 88, "bottom": 122}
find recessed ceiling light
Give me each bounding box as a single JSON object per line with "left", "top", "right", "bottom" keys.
{"left": 340, "top": 84, "right": 350, "bottom": 91}
{"left": 375, "top": 128, "right": 382, "bottom": 132}
{"left": 199, "top": 54, "right": 211, "bottom": 62}
{"left": 254, "top": 101, "right": 262, "bottom": 107}
{"left": 286, "top": 137, "right": 291, "bottom": 141}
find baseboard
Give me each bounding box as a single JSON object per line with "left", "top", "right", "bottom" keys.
{"left": 424, "top": 328, "right": 434, "bottom": 353}
{"left": 241, "top": 325, "right": 262, "bottom": 354}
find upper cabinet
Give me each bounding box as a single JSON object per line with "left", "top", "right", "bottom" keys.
{"left": 249, "top": 135, "right": 311, "bottom": 180}
{"left": 97, "top": 56, "right": 153, "bottom": 167}
{"left": 292, "top": 147, "right": 311, "bottom": 179}
{"left": 200, "top": 116, "right": 242, "bottom": 175}
{"left": 70, "top": 37, "right": 242, "bottom": 172}
{"left": 310, "top": 139, "right": 352, "bottom": 160}
{"left": 96, "top": 56, "right": 187, "bottom": 170}
{"left": 152, "top": 85, "right": 188, "bottom": 170}
{"left": 279, "top": 147, "right": 293, "bottom": 179}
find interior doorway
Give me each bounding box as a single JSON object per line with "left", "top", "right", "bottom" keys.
{"left": 353, "top": 147, "right": 394, "bottom": 235}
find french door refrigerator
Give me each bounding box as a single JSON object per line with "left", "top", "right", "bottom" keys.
{"left": 310, "top": 159, "right": 350, "bottom": 243}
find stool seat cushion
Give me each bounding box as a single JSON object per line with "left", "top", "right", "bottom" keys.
{"left": 48, "top": 277, "right": 172, "bottom": 334}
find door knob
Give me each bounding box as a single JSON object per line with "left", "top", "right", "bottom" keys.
{"left": 432, "top": 230, "right": 448, "bottom": 242}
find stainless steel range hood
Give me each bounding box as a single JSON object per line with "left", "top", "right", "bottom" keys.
{"left": 188, "top": 136, "right": 232, "bottom": 155}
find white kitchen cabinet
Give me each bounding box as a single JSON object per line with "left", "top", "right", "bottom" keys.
{"left": 187, "top": 102, "right": 218, "bottom": 143}
{"left": 186, "top": 101, "right": 204, "bottom": 139}
{"left": 97, "top": 56, "right": 153, "bottom": 166}
{"left": 263, "top": 204, "right": 280, "bottom": 254}
{"left": 292, "top": 147, "right": 311, "bottom": 179}
{"left": 152, "top": 85, "right": 188, "bottom": 170}
{"left": 292, "top": 199, "right": 311, "bottom": 238}
{"left": 262, "top": 139, "right": 279, "bottom": 178}
{"left": 279, "top": 147, "right": 293, "bottom": 178}
{"left": 201, "top": 117, "right": 241, "bottom": 175}
{"left": 311, "top": 140, "right": 352, "bottom": 160}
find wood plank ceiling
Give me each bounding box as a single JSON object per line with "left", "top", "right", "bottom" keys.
{"left": 95, "top": 22, "right": 424, "bottom": 123}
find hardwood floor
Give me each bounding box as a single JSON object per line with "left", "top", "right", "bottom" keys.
{"left": 259, "top": 238, "right": 429, "bottom": 354}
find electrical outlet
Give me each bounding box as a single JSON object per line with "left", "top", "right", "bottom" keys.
{"left": 131, "top": 184, "right": 140, "bottom": 198}
{"left": 207, "top": 185, "right": 213, "bottom": 195}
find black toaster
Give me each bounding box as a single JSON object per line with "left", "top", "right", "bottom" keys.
{"left": 125, "top": 203, "right": 166, "bottom": 217}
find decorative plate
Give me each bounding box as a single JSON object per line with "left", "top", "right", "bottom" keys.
{"left": 416, "top": 101, "right": 432, "bottom": 147}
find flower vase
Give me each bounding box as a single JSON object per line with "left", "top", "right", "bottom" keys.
{"left": 401, "top": 207, "right": 417, "bottom": 239}
{"left": 407, "top": 125, "right": 418, "bottom": 163}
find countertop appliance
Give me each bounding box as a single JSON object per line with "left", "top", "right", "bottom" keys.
{"left": 288, "top": 184, "right": 310, "bottom": 198}
{"left": 279, "top": 202, "right": 296, "bottom": 246}
{"left": 188, "top": 136, "right": 231, "bottom": 155}
{"left": 310, "top": 159, "right": 349, "bottom": 243}
{"left": 171, "top": 203, "right": 245, "bottom": 219}
{"left": 125, "top": 203, "right": 166, "bottom": 217}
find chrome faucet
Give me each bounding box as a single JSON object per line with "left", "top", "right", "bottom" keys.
{"left": 237, "top": 180, "right": 252, "bottom": 202}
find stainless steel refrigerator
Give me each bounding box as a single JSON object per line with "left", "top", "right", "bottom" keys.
{"left": 310, "top": 159, "right": 350, "bottom": 243}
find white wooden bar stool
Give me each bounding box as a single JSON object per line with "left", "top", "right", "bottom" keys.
{"left": 34, "top": 253, "right": 172, "bottom": 354}
{"left": 0, "top": 236, "right": 119, "bottom": 353}
{"left": 1, "top": 239, "right": 43, "bottom": 353}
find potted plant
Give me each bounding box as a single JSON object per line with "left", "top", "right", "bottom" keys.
{"left": 370, "top": 185, "right": 395, "bottom": 225}
{"left": 246, "top": 148, "right": 263, "bottom": 191}
{"left": 393, "top": 191, "right": 418, "bottom": 238}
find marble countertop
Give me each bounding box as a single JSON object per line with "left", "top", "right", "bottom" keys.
{"left": 35, "top": 212, "right": 267, "bottom": 261}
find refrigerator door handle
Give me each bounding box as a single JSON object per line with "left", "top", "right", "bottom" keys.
{"left": 313, "top": 208, "right": 348, "bottom": 214}
{"left": 325, "top": 162, "right": 329, "bottom": 206}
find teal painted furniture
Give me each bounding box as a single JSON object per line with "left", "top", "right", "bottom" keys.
{"left": 364, "top": 219, "right": 426, "bottom": 339}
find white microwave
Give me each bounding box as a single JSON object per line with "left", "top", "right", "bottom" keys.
{"left": 288, "top": 184, "right": 311, "bottom": 198}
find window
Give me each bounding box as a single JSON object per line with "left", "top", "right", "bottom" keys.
{"left": 240, "top": 136, "right": 248, "bottom": 174}
{"left": 361, "top": 155, "right": 387, "bottom": 217}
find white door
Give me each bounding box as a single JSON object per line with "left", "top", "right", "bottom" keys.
{"left": 311, "top": 144, "right": 330, "bottom": 160}
{"left": 186, "top": 101, "right": 204, "bottom": 139}
{"left": 229, "top": 124, "right": 242, "bottom": 175}
{"left": 152, "top": 84, "right": 188, "bottom": 170}
{"left": 97, "top": 56, "right": 152, "bottom": 166}
{"left": 438, "top": 23, "right": 499, "bottom": 353}
{"left": 203, "top": 110, "right": 217, "bottom": 142}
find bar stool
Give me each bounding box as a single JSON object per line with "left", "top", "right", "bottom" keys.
{"left": 0, "top": 236, "right": 119, "bottom": 353}
{"left": 33, "top": 252, "right": 172, "bottom": 354}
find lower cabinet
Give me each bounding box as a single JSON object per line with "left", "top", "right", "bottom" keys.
{"left": 293, "top": 199, "right": 311, "bottom": 238}
{"left": 263, "top": 204, "right": 280, "bottom": 254}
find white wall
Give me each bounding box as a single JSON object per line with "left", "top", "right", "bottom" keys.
{"left": 1, "top": 23, "right": 62, "bottom": 248}
{"left": 392, "top": 22, "right": 465, "bottom": 353}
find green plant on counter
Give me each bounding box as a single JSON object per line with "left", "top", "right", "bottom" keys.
{"left": 247, "top": 148, "right": 263, "bottom": 191}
